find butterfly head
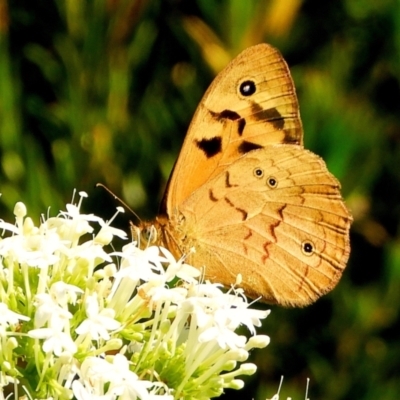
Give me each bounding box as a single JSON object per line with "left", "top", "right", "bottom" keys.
{"left": 130, "top": 221, "right": 159, "bottom": 249}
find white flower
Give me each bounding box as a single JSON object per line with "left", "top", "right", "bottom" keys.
{"left": 62, "top": 203, "right": 103, "bottom": 225}
{"left": 50, "top": 281, "right": 83, "bottom": 307}
{"left": 140, "top": 280, "right": 188, "bottom": 305}
{"left": 214, "top": 294, "right": 270, "bottom": 335}
{"left": 67, "top": 239, "right": 113, "bottom": 264}
{"left": 33, "top": 293, "right": 73, "bottom": 328}
{"left": 187, "top": 280, "right": 225, "bottom": 300}
{"left": 0, "top": 222, "right": 62, "bottom": 268}
{"left": 107, "top": 244, "right": 168, "bottom": 309}
{"left": 108, "top": 354, "right": 154, "bottom": 400}
{"left": 28, "top": 327, "right": 77, "bottom": 356}
{"left": 75, "top": 295, "right": 121, "bottom": 340}
{"left": 95, "top": 207, "right": 128, "bottom": 245}
{"left": 198, "top": 320, "right": 248, "bottom": 350}
{"left": 159, "top": 247, "right": 200, "bottom": 283}
{"left": 0, "top": 195, "right": 270, "bottom": 399}
{"left": 72, "top": 380, "right": 114, "bottom": 400}
{"left": 0, "top": 303, "right": 30, "bottom": 329}
{"left": 114, "top": 243, "right": 166, "bottom": 280}
{"left": 74, "top": 355, "right": 156, "bottom": 400}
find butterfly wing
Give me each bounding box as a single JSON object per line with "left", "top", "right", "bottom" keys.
{"left": 169, "top": 145, "right": 351, "bottom": 306}
{"left": 162, "top": 44, "right": 303, "bottom": 214}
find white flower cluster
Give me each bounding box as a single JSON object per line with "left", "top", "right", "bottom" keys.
{"left": 0, "top": 192, "right": 270, "bottom": 400}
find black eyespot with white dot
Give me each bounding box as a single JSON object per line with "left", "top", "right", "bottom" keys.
{"left": 301, "top": 241, "right": 315, "bottom": 256}
{"left": 254, "top": 167, "right": 264, "bottom": 178}
{"left": 267, "top": 176, "right": 278, "bottom": 188}
{"left": 239, "top": 80, "right": 256, "bottom": 96}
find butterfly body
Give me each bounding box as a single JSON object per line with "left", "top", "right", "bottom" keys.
{"left": 139, "top": 44, "right": 352, "bottom": 307}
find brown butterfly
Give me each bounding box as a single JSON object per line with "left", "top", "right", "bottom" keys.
{"left": 138, "top": 43, "right": 352, "bottom": 307}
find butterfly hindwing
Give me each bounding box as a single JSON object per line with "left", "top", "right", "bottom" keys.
{"left": 170, "top": 145, "right": 351, "bottom": 306}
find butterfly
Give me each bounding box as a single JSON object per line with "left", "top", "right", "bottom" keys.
{"left": 138, "top": 43, "right": 352, "bottom": 307}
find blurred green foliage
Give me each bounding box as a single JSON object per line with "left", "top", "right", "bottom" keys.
{"left": 1, "top": 0, "right": 400, "bottom": 399}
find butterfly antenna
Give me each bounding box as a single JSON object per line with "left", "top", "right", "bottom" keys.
{"left": 96, "top": 183, "right": 142, "bottom": 224}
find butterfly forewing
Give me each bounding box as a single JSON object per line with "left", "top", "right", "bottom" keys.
{"left": 162, "top": 44, "right": 303, "bottom": 215}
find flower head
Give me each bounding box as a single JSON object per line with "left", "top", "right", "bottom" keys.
{"left": 0, "top": 194, "right": 269, "bottom": 399}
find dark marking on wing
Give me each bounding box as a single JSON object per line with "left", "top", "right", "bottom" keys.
{"left": 208, "top": 108, "right": 246, "bottom": 138}
{"left": 298, "top": 187, "right": 307, "bottom": 206}
{"left": 244, "top": 229, "right": 253, "bottom": 240}
{"left": 297, "top": 265, "right": 310, "bottom": 292}
{"left": 195, "top": 137, "right": 222, "bottom": 158}
{"left": 223, "top": 196, "right": 248, "bottom": 220}
{"left": 277, "top": 203, "right": 287, "bottom": 220}
{"left": 250, "top": 103, "right": 284, "bottom": 130}
{"left": 262, "top": 242, "right": 270, "bottom": 264}
{"left": 242, "top": 222, "right": 253, "bottom": 255}
{"left": 219, "top": 109, "right": 241, "bottom": 121}
{"left": 269, "top": 220, "right": 281, "bottom": 243}
{"left": 209, "top": 109, "right": 241, "bottom": 122}
{"left": 224, "top": 197, "right": 234, "bottom": 207}
{"left": 209, "top": 189, "right": 218, "bottom": 202}
{"left": 268, "top": 204, "right": 287, "bottom": 242}
{"left": 238, "top": 119, "right": 246, "bottom": 136}
{"left": 236, "top": 207, "right": 248, "bottom": 221}
{"left": 225, "top": 171, "right": 238, "bottom": 188}
{"left": 284, "top": 127, "right": 302, "bottom": 144}
{"left": 238, "top": 140, "right": 263, "bottom": 154}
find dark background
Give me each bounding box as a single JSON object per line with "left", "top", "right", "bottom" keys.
{"left": 1, "top": 0, "right": 399, "bottom": 399}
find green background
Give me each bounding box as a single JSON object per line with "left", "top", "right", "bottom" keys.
{"left": 1, "top": 0, "right": 399, "bottom": 399}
